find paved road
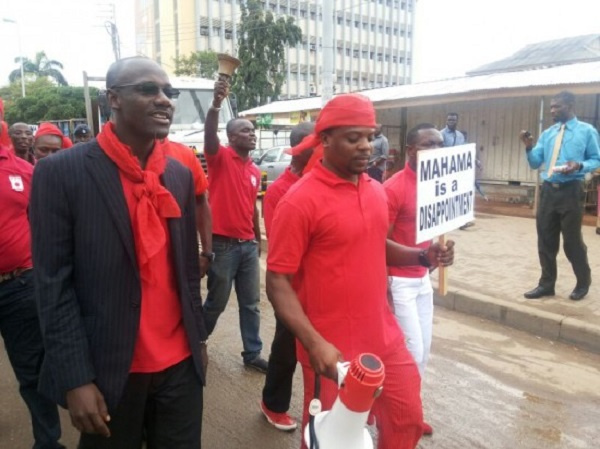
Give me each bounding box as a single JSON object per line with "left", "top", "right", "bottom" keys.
{"left": 2, "top": 256, "right": 599, "bottom": 448}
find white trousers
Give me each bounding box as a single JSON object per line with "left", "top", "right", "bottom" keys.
{"left": 388, "top": 274, "right": 433, "bottom": 377}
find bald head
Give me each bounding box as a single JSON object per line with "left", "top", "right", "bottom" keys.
{"left": 106, "top": 56, "right": 163, "bottom": 88}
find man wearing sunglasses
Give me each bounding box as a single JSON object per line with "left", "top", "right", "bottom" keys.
{"left": 201, "top": 76, "right": 268, "bottom": 373}
{"left": 30, "top": 56, "right": 208, "bottom": 448}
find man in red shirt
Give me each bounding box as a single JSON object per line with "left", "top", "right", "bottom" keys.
{"left": 266, "top": 94, "right": 454, "bottom": 449}
{"left": 202, "top": 77, "right": 267, "bottom": 372}
{"left": 9, "top": 122, "right": 35, "bottom": 164}
{"left": 260, "top": 122, "right": 314, "bottom": 431}
{"left": 30, "top": 57, "right": 208, "bottom": 447}
{"left": 0, "top": 143, "right": 64, "bottom": 448}
{"left": 164, "top": 139, "right": 213, "bottom": 277}
{"left": 384, "top": 123, "right": 445, "bottom": 436}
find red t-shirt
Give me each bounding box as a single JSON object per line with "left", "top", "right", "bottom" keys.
{"left": 263, "top": 167, "right": 300, "bottom": 237}
{"left": 164, "top": 140, "right": 209, "bottom": 196}
{"left": 0, "top": 145, "right": 33, "bottom": 272}
{"left": 119, "top": 171, "right": 191, "bottom": 373}
{"left": 267, "top": 163, "right": 403, "bottom": 366}
{"left": 384, "top": 163, "right": 430, "bottom": 278}
{"left": 206, "top": 145, "right": 260, "bottom": 240}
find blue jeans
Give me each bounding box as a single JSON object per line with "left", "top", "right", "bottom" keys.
{"left": 0, "top": 270, "right": 63, "bottom": 449}
{"left": 203, "top": 239, "right": 262, "bottom": 362}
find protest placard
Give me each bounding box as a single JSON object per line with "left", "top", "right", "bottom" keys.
{"left": 416, "top": 143, "right": 476, "bottom": 244}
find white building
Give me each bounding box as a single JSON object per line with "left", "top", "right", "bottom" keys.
{"left": 135, "top": 0, "right": 416, "bottom": 99}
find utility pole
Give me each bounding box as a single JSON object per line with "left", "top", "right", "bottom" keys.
{"left": 101, "top": 3, "right": 121, "bottom": 61}
{"left": 321, "top": 0, "right": 334, "bottom": 106}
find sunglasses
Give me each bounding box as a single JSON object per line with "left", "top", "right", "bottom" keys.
{"left": 110, "top": 82, "right": 180, "bottom": 99}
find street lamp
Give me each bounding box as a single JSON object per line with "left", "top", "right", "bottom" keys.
{"left": 2, "top": 17, "right": 26, "bottom": 98}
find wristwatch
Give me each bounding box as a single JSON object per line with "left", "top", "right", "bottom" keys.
{"left": 418, "top": 249, "right": 432, "bottom": 268}
{"left": 200, "top": 251, "right": 216, "bottom": 263}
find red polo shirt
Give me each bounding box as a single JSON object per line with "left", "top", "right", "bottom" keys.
{"left": 267, "top": 163, "right": 403, "bottom": 366}
{"left": 263, "top": 167, "right": 300, "bottom": 237}
{"left": 119, "top": 171, "right": 191, "bottom": 373}
{"left": 384, "top": 163, "right": 430, "bottom": 278}
{"left": 206, "top": 145, "right": 260, "bottom": 240}
{"left": 0, "top": 145, "right": 33, "bottom": 272}
{"left": 164, "top": 140, "right": 209, "bottom": 196}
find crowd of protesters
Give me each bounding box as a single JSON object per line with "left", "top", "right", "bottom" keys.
{"left": 1, "top": 53, "right": 598, "bottom": 449}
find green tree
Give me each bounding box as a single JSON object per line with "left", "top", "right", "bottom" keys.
{"left": 232, "top": 0, "right": 302, "bottom": 111}
{"left": 173, "top": 50, "right": 219, "bottom": 78}
{"left": 9, "top": 51, "right": 68, "bottom": 86}
{"left": 0, "top": 78, "right": 95, "bottom": 124}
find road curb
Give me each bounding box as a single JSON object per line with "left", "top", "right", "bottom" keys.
{"left": 433, "top": 284, "right": 600, "bottom": 354}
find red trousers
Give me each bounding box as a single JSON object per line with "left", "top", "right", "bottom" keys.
{"left": 300, "top": 342, "right": 423, "bottom": 449}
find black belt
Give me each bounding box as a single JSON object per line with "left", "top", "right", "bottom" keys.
{"left": 0, "top": 268, "right": 32, "bottom": 284}
{"left": 543, "top": 180, "right": 582, "bottom": 189}
{"left": 213, "top": 234, "right": 256, "bottom": 244}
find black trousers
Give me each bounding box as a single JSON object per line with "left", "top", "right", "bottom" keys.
{"left": 536, "top": 181, "right": 591, "bottom": 289}
{"left": 78, "top": 357, "right": 203, "bottom": 449}
{"left": 0, "top": 270, "right": 63, "bottom": 449}
{"left": 262, "top": 316, "right": 297, "bottom": 413}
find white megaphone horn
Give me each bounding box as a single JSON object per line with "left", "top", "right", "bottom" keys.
{"left": 304, "top": 353, "right": 385, "bottom": 449}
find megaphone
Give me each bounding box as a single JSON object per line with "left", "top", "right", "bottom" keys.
{"left": 304, "top": 353, "right": 385, "bottom": 449}
{"left": 216, "top": 53, "right": 241, "bottom": 78}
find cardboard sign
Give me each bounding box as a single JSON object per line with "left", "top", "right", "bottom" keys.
{"left": 416, "top": 143, "right": 476, "bottom": 243}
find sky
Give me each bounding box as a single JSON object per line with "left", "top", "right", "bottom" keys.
{"left": 0, "top": 0, "right": 599, "bottom": 90}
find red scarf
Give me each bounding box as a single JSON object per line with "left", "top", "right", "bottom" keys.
{"left": 97, "top": 123, "right": 181, "bottom": 280}
{"left": 36, "top": 122, "right": 73, "bottom": 149}
{"left": 288, "top": 94, "right": 377, "bottom": 174}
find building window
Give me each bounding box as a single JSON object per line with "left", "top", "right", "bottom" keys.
{"left": 346, "top": 48, "right": 351, "bottom": 56}
{"left": 200, "top": 25, "right": 209, "bottom": 36}
{"left": 353, "top": 49, "right": 359, "bottom": 58}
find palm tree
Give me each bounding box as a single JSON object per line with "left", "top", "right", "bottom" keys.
{"left": 9, "top": 51, "right": 68, "bottom": 86}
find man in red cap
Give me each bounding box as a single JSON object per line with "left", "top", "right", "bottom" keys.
{"left": 266, "top": 94, "right": 454, "bottom": 449}
{"left": 33, "top": 123, "right": 73, "bottom": 160}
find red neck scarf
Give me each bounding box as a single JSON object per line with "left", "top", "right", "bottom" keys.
{"left": 97, "top": 122, "right": 181, "bottom": 279}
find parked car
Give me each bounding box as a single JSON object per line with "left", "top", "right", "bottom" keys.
{"left": 256, "top": 145, "right": 292, "bottom": 185}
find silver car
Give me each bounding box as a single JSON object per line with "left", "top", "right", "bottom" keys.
{"left": 257, "top": 145, "right": 292, "bottom": 185}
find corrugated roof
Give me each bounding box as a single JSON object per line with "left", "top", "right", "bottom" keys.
{"left": 239, "top": 60, "right": 600, "bottom": 117}
{"left": 468, "top": 34, "right": 600, "bottom": 75}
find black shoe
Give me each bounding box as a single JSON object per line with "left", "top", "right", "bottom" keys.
{"left": 569, "top": 286, "right": 589, "bottom": 301}
{"left": 524, "top": 286, "right": 555, "bottom": 299}
{"left": 244, "top": 356, "right": 268, "bottom": 373}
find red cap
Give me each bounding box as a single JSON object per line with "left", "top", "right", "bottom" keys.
{"left": 291, "top": 94, "right": 377, "bottom": 174}
{"left": 35, "top": 122, "right": 73, "bottom": 149}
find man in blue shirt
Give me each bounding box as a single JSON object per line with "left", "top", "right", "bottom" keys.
{"left": 520, "top": 91, "right": 600, "bottom": 301}
{"left": 440, "top": 112, "right": 465, "bottom": 147}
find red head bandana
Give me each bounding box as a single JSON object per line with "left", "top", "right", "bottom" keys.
{"left": 35, "top": 122, "right": 74, "bottom": 149}
{"left": 287, "top": 94, "right": 377, "bottom": 174}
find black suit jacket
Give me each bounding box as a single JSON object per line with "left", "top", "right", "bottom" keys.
{"left": 30, "top": 140, "right": 208, "bottom": 411}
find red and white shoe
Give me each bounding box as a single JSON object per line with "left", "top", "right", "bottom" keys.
{"left": 260, "top": 401, "right": 298, "bottom": 431}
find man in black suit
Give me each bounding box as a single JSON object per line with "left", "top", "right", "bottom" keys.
{"left": 30, "top": 57, "right": 208, "bottom": 448}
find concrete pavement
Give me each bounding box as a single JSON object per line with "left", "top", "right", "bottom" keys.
{"left": 429, "top": 212, "right": 600, "bottom": 353}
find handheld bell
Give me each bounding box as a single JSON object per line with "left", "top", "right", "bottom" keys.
{"left": 217, "top": 53, "right": 241, "bottom": 78}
